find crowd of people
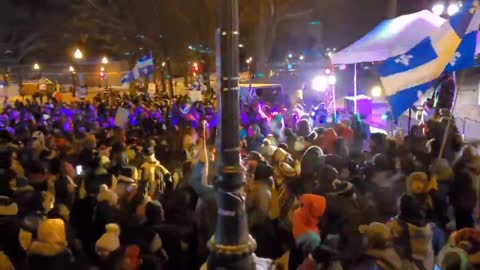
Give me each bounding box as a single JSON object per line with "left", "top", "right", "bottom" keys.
{"left": 0, "top": 90, "right": 478, "bottom": 270}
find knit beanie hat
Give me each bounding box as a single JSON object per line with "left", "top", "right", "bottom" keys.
{"left": 96, "top": 223, "right": 121, "bottom": 256}
{"left": 97, "top": 184, "right": 118, "bottom": 206}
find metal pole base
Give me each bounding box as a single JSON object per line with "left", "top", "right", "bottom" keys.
{"left": 207, "top": 235, "right": 257, "bottom": 270}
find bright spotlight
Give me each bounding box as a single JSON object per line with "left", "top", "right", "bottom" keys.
{"left": 371, "top": 85, "right": 382, "bottom": 97}
{"left": 432, "top": 3, "right": 445, "bottom": 16}
{"left": 327, "top": 75, "right": 336, "bottom": 85}
{"left": 299, "top": 55, "right": 304, "bottom": 61}
{"left": 447, "top": 3, "right": 459, "bottom": 16}
{"left": 312, "top": 76, "right": 328, "bottom": 91}
{"left": 325, "top": 68, "right": 332, "bottom": 75}
{"left": 288, "top": 53, "right": 293, "bottom": 58}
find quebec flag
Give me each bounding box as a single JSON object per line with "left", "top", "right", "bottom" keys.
{"left": 121, "top": 52, "right": 154, "bottom": 84}
{"left": 444, "top": 12, "right": 480, "bottom": 73}
{"left": 379, "top": 0, "right": 480, "bottom": 119}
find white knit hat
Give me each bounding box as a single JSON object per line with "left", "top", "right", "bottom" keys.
{"left": 95, "top": 223, "right": 121, "bottom": 255}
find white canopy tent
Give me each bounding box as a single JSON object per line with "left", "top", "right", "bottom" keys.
{"left": 331, "top": 10, "right": 448, "bottom": 114}
{"left": 331, "top": 10, "right": 446, "bottom": 65}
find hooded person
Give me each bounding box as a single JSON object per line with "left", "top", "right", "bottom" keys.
{"left": 322, "top": 179, "right": 375, "bottom": 268}
{"left": 139, "top": 140, "right": 171, "bottom": 199}
{"left": 290, "top": 194, "right": 326, "bottom": 270}
{"left": 299, "top": 146, "right": 325, "bottom": 194}
{"left": 388, "top": 194, "right": 434, "bottom": 270}
{"left": 26, "top": 218, "right": 74, "bottom": 270}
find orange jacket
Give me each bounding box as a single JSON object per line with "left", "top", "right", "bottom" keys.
{"left": 292, "top": 194, "right": 327, "bottom": 240}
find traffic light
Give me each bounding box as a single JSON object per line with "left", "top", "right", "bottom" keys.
{"left": 192, "top": 62, "right": 200, "bottom": 76}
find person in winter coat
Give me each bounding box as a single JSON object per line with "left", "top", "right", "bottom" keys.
{"left": 451, "top": 145, "right": 480, "bottom": 229}
{"left": 139, "top": 141, "right": 171, "bottom": 199}
{"left": 26, "top": 218, "right": 75, "bottom": 270}
{"left": 322, "top": 179, "right": 375, "bottom": 268}
{"left": 388, "top": 194, "right": 434, "bottom": 270}
{"left": 289, "top": 194, "right": 327, "bottom": 269}
{"left": 246, "top": 164, "right": 277, "bottom": 258}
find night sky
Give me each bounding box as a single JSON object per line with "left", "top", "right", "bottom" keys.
{"left": 2, "top": 0, "right": 436, "bottom": 62}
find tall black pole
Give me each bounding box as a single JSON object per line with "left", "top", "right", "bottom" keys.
{"left": 207, "top": 0, "right": 256, "bottom": 269}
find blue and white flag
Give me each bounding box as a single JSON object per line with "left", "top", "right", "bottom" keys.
{"left": 380, "top": 0, "right": 480, "bottom": 119}
{"left": 444, "top": 12, "right": 480, "bottom": 72}
{"left": 121, "top": 52, "right": 154, "bottom": 84}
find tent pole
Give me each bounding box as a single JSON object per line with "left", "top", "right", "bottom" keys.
{"left": 332, "top": 65, "right": 337, "bottom": 123}
{"left": 354, "top": 63, "right": 358, "bottom": 115}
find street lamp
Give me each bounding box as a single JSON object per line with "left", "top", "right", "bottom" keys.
{"left": 74, "top": 48, "right": 83, "bottom": 59}
{"left": 33, "top": 63, "right": 40, "bottom": 70}
{"left": 299, "top": 55, "right": 305, "bottom": 61}
{"left": 288, "top": 53, "right": 293, "bottom": 58}
{"left": 432, "top": 3, "right": 445, "bottom": 16}
{"left": 102, "top": 56, "right": 109, "bottom": 64}
{"left": 69, "top": 66, "right": 75, "bottom": 73}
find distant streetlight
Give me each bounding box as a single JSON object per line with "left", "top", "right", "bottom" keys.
{"left": 33, "top": 63, "right": 40, "bottom": 70}
{"left": 239, "top": 44, "right": 244, "bottom": 48}
{"left": 162, "top": 62, "right": 166, "bottom": 67}
{"left": 100, "top": 66, "right": 105, "bottom": 72}
{"left": 246, "top": 57, "right": 253, "bottom": 64}
{"left": 69, "top": 66, "right": 75, "bottom": 72}
{"left": 432, "top": 3, "right": 445, "bottom": 16}
{"left": 299, "top": 55, "right": 305, "bottom": 61}
{"left": 102, "top": 56, "right": 109, "bottom": 64}
{"left": 74, "top": 48, "right": 83, "bottom": 59}
{"left": 288, "top": 53, "right": 293, "bottom": 58}
{"left": 188, "top": 45, "right": 193, "bottom": 50}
